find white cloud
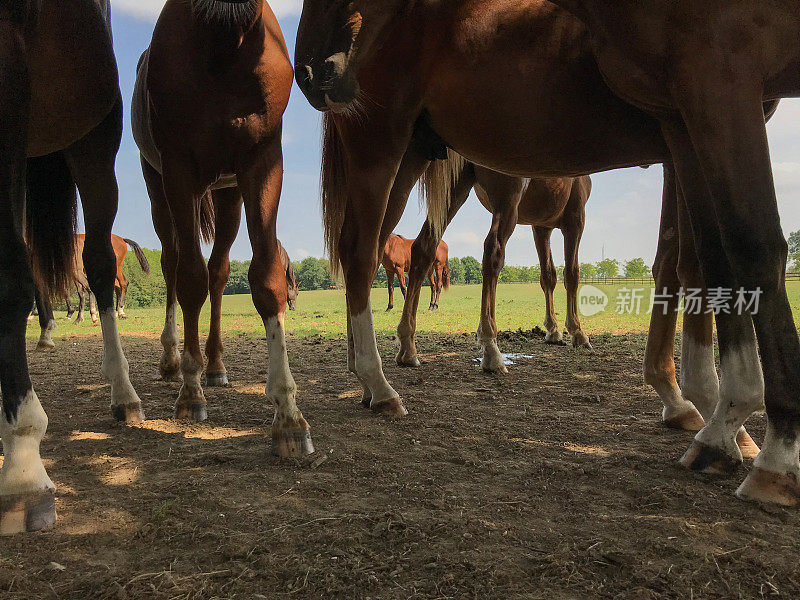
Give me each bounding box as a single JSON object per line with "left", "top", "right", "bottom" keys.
{"left": 114, "top": 0, "right": 303, "bottom": 22}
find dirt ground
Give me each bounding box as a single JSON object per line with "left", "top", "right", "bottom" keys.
{"left": 2, "top": 328, "right": 799, "bottom": 599}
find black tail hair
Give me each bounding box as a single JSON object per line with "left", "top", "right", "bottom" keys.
{"left": 26, "top": 151, "right": 77, "bottom": 301}
{"left": 123, "top": 238, "right": 151, "bottom": 275}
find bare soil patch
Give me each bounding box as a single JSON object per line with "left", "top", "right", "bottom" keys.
{"left": 2, "top": 331, "right": 798, "bottom": 599}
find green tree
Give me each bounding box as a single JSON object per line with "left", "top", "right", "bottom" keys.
{"left": 296, "top": 257, "right": 332, "bottom": 291}
{"left": 595, "top": 258, "right": 620, "bottom": 278}
{"left": 224, "top": 260, "right": 251, "bottom": 295}
{"left": 579, "top": 262, "right": 597, "bottom": 279}
{"left": 122, "top": 247, "right": 165, "bottom": 308}
{"left": 623, "top": 257, "right": 651, "bottom": 278}
{"left": 788, "top": 231, "right": 800, "bottom": 271}
{"left": 461, "top": 256, "right": 482, "bottom": 284}
{"left": 448, "top": 258, "right": 465, "bottom": 284}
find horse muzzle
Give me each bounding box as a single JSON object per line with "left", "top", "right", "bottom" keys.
{"left": 295, "top": 54, "right": 360, "bottom": 113}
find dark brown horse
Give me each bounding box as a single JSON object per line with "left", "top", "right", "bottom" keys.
{"left": 396, "top": 162, "right": 591, "bottom": 374}
{"left": 381, "top": 234, "right": 449, "bottom": 311}
{"left": 1, "top": 0, "right": 142, "bottom": 535}
{"left": 293, "top": 0, "right": 777, "bottom": 501}
{"left": 132, "top": 0, "right": 312, "bottom": 457}
{"left": 546, "top": 0, "right": 800, "bottom": 506}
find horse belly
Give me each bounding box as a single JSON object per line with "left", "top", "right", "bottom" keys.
{"left": 27, "top": 0, "right": 119, "bottom": 156}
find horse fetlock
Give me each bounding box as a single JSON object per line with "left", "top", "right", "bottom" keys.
{"left": 480, "top": 337, "right": 507, "bottom": 374}
{"left": 0, "top": 391, "right": 56, "bottom": 535}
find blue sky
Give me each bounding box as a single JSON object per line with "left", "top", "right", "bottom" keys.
{"left": 108, "top": 1, "right": 800, "bottom": 267}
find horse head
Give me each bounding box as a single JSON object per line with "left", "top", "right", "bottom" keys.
{"left": 294, "top": 0, "right": 403, "bottom": 112}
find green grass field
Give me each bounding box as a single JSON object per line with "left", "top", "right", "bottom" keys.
{"left": 29, "top": 280, "right": 800, "bottom": 341}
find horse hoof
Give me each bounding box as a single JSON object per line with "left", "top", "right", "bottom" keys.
{"left": 174, "top": 403, "right": 208, "bottom": 422}
{"left": 679, "top": 439, "right": 741, "bottom": 476}
{"left": 204, "top": 371, "right": 229, "bottom": 387}
{"left": 35, "top": 341, "right": 55, "bottom": 352}
{"left": 736, "top": 467, "right": 800, "bottom": 507}
{"left": 663, "top": 406, "right": 706, "bottom": 432}
{"left": 737, "top": 429, "right": 761, "bottom": 460}
{"left": 159, "top": 361, "right": 182, "bottom": 382}
{"left": 370, "top": 397, "right": 408, "bottom": 417}
{"left": 73, "top": 318, "right": 83, "bottom": 325}
{"left": 396, "top": 354, "right": 421, "bottom": 368}
{"left": 0, "top": 490, "right": 56, "bottom": 535}
{"left": 112, "top": 403, "right": 145, "bottom": 424}
{"left": 386, "top": 306, "right": 393, "bottom": 312}
{"left": 360, "top": 393, "right": 373, "bottom": 409}
{"left": 544, "top": 332, "right": 566, "bottom": 346}
{"left": 271, "top": 421, "right": 315, "bottom": 458}
{"left": 482, "top": 362, "right": 508, "bottom": 374}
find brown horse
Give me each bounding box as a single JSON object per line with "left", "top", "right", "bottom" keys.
{"left": 293, "top": 0, "right": 773, "bottom": 497}
{"left": 381, "top": 234, "right": 449, "bottom": 311}
{"left": 132, "top": 0, "right": 312, "bottom": 457}
{"left": 545, "top": 1, "right": 800, "bottom": 506}
{"left": 295, "top": 0, "right": 666, "bottom": 418}
{"left": 397, "top": 163, "right": 591, "bottom": 374}
{"left": 33, "top": 234, "right": 150, "bottom": 353}
{"left": 1, "top": 0, "right": 142, "bottom": 535}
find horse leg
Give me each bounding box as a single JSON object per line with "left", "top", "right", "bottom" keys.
{"left": 238, "top": 137, "right": 313, "bottom": 456}
{"left": 64, "top": 98, "right": 144, "bottom": 423}
{"left": 205, "top": 187, "right": 242, "bottom": 387}
{"left": 534, "top": 226, "right": 562, "bottom": 344}
{"left": 64, "top": 288, "right": 75, "bottom": 320}
{"left": 0, "top": 27, "right": 56, "bottom": 534}
{"left": 661, "top": 111, "right": 775, "bottom": 494}
{"left": 397, "top": 267, "right": 407, "bottom": 300}
{"left": 33, "top": 288, "right": 56, "bottom": 351}
{"left": 88, "top": 291, "right": 98, "bottom": 325}
{"left": 674, "top": 186, "right": 759, "bottom": 459}
{"left": 158, "top": 158, "right": 208, "bottom": 422}
{"left": 386, "top": 269, "right": 395, "bottom": 311}
{"left": 116, "top": 276, "right": 127, "bottom": 319}
{"left": 644, "top": 164, "right": 706, "bottom": 431}
{"left": 428, "top": 270, "right": 437, "bottom": 311}
{"left": 397, "top": 162, "right": 473, "bottom": 366}
{"left": 74, "top": 283, "right": 85, "bottom": 324}
{"left": 562, "top": 194, "right": 590, "bottom": 349}
{"left": 478, "top": 174, "right": 523, "bottom": 373}
{"left": 434, "top": 265, "right": 444, "bottom": 309}
{"left": 142, "top": 157, "right": 181, "bottom": 382}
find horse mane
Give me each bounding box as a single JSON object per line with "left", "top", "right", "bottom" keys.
{"left": 419, "top": 149, "right": 466, "bottom": 239}
{"left": 190, "top": 0, "right": 258, "bottom": 26}
{"left": 321, "top": 114, "right": 347, "bottom": 277}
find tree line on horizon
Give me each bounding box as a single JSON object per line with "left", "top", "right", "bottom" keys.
{"left": 116, "top": 247, "right": 654, "bottom": 309}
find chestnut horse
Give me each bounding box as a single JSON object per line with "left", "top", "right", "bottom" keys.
{"left": 382, "top": 234, "right": 449, "bottom": 311}
{"left": 294, "top": 0, "right": 766, "bottom": 498}
{"left": 33, "top": 234, "right": 151, "bottom": 352}
{"left": 396, "top": 162, "right": 591, "bottom": 374}
{"left": 132, "top": 0, "right": 312, "bottom": 457}
{"left": 1, "top": 0, "right": 142, "bottom": 535}
{"left": 546, "top": 0, "right": 800, "bottom": 506}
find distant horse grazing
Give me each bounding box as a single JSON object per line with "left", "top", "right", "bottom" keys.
{"left": 547, "top": 0, "right": 800, "bottom": 505}
{"left": 279, "top": 240, "right": 299, "bottom": 310}
{"left": 382, "top": 234, "right": 449, "bottom": 311}
{"left": 132, "top": 0, "right": 312, "bottom": 457}
{"left": 397, "top": 161, "right": 591, "bottom": 373}
{"left": 1, "top": 0, "right": 142, "bottom": 535}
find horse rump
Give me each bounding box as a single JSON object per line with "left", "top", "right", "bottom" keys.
{"left": 26, "top": 151, "right": 78, "bottom": 301}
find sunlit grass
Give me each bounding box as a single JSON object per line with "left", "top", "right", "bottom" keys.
{"left": 28, "top": 280, "right": 800, "bottom": 341}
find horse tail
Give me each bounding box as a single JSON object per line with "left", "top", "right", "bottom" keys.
{"left": 199, "top": 190, "right": 215, "bottom": 244}
{"left": 25, "top": 152, "right": 78, "bottom": 301}
{"left": 419, "top": 149, "right": 466, "bottom": 240}
{"left": 321, "top": 113, "right": 347, "bottom": 277}
{"left": 123, "top": 238, "right": 151, "bottom": 275}
{"left": 442, "top": 260, "right": 451, "bottom": 291}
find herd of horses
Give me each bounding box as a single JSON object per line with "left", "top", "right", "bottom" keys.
{"left": 0, "top": 0, "right": 799, "bottom": 536}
